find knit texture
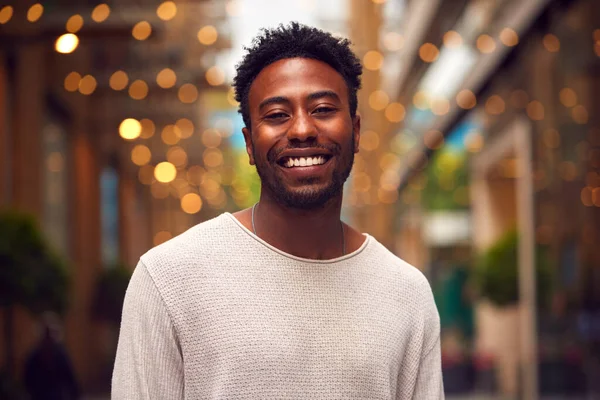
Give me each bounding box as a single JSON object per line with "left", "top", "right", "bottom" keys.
{"left": 112, "top": 213, "right": 443, "bottom": 399}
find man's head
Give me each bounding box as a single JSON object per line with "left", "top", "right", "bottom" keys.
{"left": 233, "top": 22, "right": 363, "bottom": 210}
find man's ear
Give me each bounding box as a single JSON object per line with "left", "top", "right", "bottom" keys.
{"left": 352, "top": 114, "right": 361, "bottom": 153}
{"left": 242, "top": 127, "right": 255, "bottom": 165}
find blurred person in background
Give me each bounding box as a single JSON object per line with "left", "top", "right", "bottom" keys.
{"left": 23, "top": 312, "right": 80, "bottom": 400}
{"left": 112, "top": 22, "right": 443, "bottom": 399}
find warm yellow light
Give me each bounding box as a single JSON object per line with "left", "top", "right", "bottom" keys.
{"left": 571, "top": 105, "right": 589, "bottom": 124}
{"left": 64, "top": 72, "right": 81, "bottom": 92}
{"left": 203, "top": 148, "right": 224, "bottom": 168}
{"left": 359, "top": 130, "right": 379, "bottom": 152}
{"left": 431, "top": 98, "right": 450, "bottom": 116}
{"left": 55, "top": 34, "right": 79, "bottom": 54}
{"left": 154, "top": 162, "right": 177, "bottom": 183}
{"left": 27, "top": 4, "right": 44, "bottom": 22}
{"left": 175, "top": 118, "right": 194, "bottom": 139}
{"left": 132, "top": 21, "right": 152, "bottom": 40}
{"left": 139, "top": 119, "right": 155, "bottom": 139}
{"left": 206, "top": 66, "right": 225, "bottom": 86}
{"left": 119, "top": 118, "right": 142, "bottom": 140}
{"left": 181, "top": 193, "right": 203, "bottom": 214}
{"left": 154, "top": 231, "right": 172, "bottom": 246}
{"left": 178, "top": 84, "right": 198, "bottom": 103}
{"left": 0, "top": 6, "right": 13, "bottom": 24}
{"left": 371, "top": 0, "right": 387, "bottom": 4}
{"left": 131, "top": 145, "right": 151, "bottom": 166}
{"left": 384, "top": 102, "right": 405, "bottom": 122}
{"left": 592, "top": 187, "right": 600, "bottom": 207}
{"left": 227, "top": 87, "right": 239, "bottom": 107}
{"left": 477, "top": 34, "right": 496, "bottom": 54}
{"left": 419, "top": 43, "right": 439, "bottom": 62}
{"left": 543, "top": 34, "right": 560, "bottom": 52}
{"left": 559, "top": 88, "right": 577, "bottom": 108}
{"left": 198, "top": 25, "right": 218, "bottom": 45}
{"left": 129, "top": 80, "right": 149, "bottom": 100}
{"left": 413, "top": 91, "right": 429, "bottom": 110}
{"left": 78, "top": 75, "right": 97, "bottom": 95}
{"left": 202, "top": 129, "right": 222, "bottom": 148}
{"left": 526, "top": 100, "right": 545, "bottom": 120}
{"left": 485, "top": 95, "right": 505, "bottom": 115}
{"left": 161, "top": 125, "right": 180, "bottom": 145}
{"left": 363, "top": 50, "right": 384, "bottom": 71}
{"left": 138, "top": 165, "right": 155, "bottom": 185}
{"left": 443, "top": 31, "right": 462, "bottom": 48}
{"left": 368, "top": 90, "right": 389, "bottom": 111}
{"left": 156, "top": 68, "right": 177, "bottom": 89}
{"left": 92, "top": 4, "right": 110, "bottom": 23}
{"left": 187, "top": 166, "right": 206, "bottom": 186}
{"left": 157, "top": 1, "right": 177, "bottom": 21}
{"left": 499, "top": 28, "right": 519, "bottom": 47}
{"left": 109, "top": 70, "right": 128, "bottom": 91}
{"left": 66, "top": 14, "right": 84, "bottom": 33}
{"left": 167, "top": 146, "right": 188, "bottom": 167}
{"left": 456, "top": 89, "right": 476, "bottom": 109}
{"left": 383, "top": 32, "right": 404, "bottom": 51}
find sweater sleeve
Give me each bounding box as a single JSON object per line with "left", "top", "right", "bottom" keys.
{"left": 410, "top": 279, "right": 444, "bottom": 399}
{"left": 112, "top": 261, "right": 184, "bottom": 400}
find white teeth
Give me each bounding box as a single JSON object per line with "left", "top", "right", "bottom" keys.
{"left": 283, "top": 156, "right": 327, "bottom": 168}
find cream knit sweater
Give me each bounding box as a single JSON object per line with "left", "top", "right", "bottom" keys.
{"left": 112, "top": 213, "right": 443, "bottom": 399}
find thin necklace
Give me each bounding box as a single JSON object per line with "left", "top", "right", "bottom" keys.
{"left": 251, "top": 203, "right": 346, "bottom": 256}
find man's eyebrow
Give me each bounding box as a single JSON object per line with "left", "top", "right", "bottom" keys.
{"left": 307, "top": 90, "right": 340, "bottom": 102}
{"left": 258, "top": 96, "right": 290, "bottom": 111}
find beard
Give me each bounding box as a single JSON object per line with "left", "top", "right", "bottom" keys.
{"left": 252, "top": 133, "right": 355, "bottom": 210}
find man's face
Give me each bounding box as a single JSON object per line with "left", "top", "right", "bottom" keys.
{"left": 243, "top": 57, "right": 360, "bottom": 210}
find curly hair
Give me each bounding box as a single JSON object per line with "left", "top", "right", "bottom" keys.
{"left": 232, "top": 22, "right": 363, "bottom": 128}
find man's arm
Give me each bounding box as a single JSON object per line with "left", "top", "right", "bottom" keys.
{"left": 412, "top": 279, "right": 444, "bottom": 399}
{"left": 112, "top": 260, "right": 184, "bottom": 399}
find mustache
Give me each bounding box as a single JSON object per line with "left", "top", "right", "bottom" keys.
{"left": 266, "top": 143, "right": 341, "bottom": 164}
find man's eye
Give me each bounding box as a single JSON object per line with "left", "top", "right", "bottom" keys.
{"left": 265, "top": 112, "right": 288, "bottom": 119}
{"left": 313, "top": 107, "right": 336, "bottom": 114}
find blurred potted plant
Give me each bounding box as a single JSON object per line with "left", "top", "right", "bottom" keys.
{"left": 0, "top": 209, "right": 70, "bottom": 385}
{"left": 91, "top": 262, "right": 132, "bottom": 386}
{"left": 471, "top": 228, "right": 553, "bottom": 395}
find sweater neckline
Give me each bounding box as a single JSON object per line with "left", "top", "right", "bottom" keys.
{"left": 223, "top": 212, "right": 371, "bottom": 264}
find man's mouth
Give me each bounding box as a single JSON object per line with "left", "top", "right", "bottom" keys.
{"left": 278, "top": 155, "right": 332, "bottom": 168}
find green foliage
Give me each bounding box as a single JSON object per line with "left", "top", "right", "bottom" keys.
{"left": 421, "top": 150, "right": 470, "bottom": 211}
{"left": 473, "top": 228, "right": 553, "bottom": 307}
{"left": 92, "top": 263, "right": 132, "bottom": 325}
{"left": 0, "top": 209, "right": 70, "bottom": 315}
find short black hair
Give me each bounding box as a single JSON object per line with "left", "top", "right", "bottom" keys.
{"left": 232, "top": 22, "right": 363, "bottom": 128}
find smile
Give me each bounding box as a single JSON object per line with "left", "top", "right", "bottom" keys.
{"left": 280, "top": 155, "right": 331, "bottom": 168}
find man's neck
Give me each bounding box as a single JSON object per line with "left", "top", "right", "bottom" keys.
{"left": 249, "top": 192, "right": 345, "bottom": 260}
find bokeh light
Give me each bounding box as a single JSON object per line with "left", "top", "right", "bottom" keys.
{"left": 78, "top": 75, "right": 97, "bottom": 95}
{"left": 27, "top": 4, "right": 44, "bottom": 22}
{"left": 178, "top": 84, "right": 199, "bottom": 103}
{"left": 477, "top": 34, "right": 496, "bottom": 53}
{"left": 129, "top": 80, "right": 149, "bottom": 100}
{"left": 154, "top": 162, "right": 177, "bottom": 183}
{"left": 91, "top": 4, "right": 110, "bottom": 23}
{"left": 55, "top": 34, "right": 79, "bottom": 54}
{"left": 66, "top": 14, "right": 84, "bottom": 33}
{"left": 181, "top": 193, "right": 203, "bottom": 214}
{"left": 156, "top": 68, "right": 177, "bottom": 89}
{"left": 139, "top": 119, "right": 156, "bottom": 139}
{"left": 543, "top": 34, "right": 560, "bottom": 52}
{"left": 206, "top": 66, "right": 225, "bottom": 86}
{"left": 131, "top": 145, "right": 151, "bottom": 166}
{"left": 369, "top": 90, "right": 390, "bottom": 111}
{"left": 385, "top": 102, "right": 406, "bottom": 122}
{"left": 157, "top": 1, "right": 177, "bottom": 21}
{"left": 443, "top": 31, "right": 462, "bottom": 48}
{"left": 0, "top": 6, "right": 13, "bottom": 24}
{"left": 456, "top": 90, "right": 476, "bottom": 109}
{"left": 109, "top": 71, "right": 129, "bottom": 91}
{"left": 132, "top": 21, "right": 152, "bottom": 40}
{"left": 198, "top": 25, "right": 218, "bottom": 45}
{"left": 419, "top": 43, "right": 439, "bottom": 62}
{"left": 363, "top": 50, "right": 384, "bottom": 70}
{"left": 119, "top": 118, "right": 142, "bottom": 140}
{"left": 64, "top": 72, "right": 81, "bottom": 92}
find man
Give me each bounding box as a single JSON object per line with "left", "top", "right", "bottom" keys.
{"left": 112, "top": 22, "right": 443, "bottom": 399}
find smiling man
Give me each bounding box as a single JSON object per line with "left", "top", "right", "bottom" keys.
{"left": 112, "top": 22, "right": 444, "bottom": 399}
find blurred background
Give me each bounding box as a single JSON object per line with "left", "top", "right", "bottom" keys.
{"left": 0, "top": 0, "right": 599, "bottom": 398}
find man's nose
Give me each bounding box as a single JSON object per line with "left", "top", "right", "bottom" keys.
{"left": 287, "top": 112, "right": 317, "bottom": 142}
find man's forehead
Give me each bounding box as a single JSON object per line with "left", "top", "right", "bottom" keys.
{"left": 249, "top": 58, "right": 348, "bottom": 103}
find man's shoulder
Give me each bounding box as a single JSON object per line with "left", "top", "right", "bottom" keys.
{"left": 138, "top": 213, "right": 234, "bottom": 284}
{"left": 366, "top": 236, "right": 431, "bottom": 290}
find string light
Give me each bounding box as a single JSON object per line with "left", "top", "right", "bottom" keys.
{"left": 154, "top": 162, "right": 177, "bottom": 183}
{"left": 156, "top": 68, "right": 177, "bottom": 89}
{"left": 0, "top": 6, "right": 13, "bottom": 24}
{"left": 91, "top": 4, "right": 110, "bottom": 23}
{"left": 109, "top": 71, "right": 129, "bottom": 91}
{"left": 27, "top": 4, "right": 44, "bottom": 22}
{"left": 66, "top": 14, "right": 84, "bottom": 33}
{"left": 55, "top": 34, "right": 79, "bottom": 53}
{"left": 198, "top": 25, "right": 218, "bottom": 45}
{"left": 157, "top": 1, "right": 177, "bottom": 21}
{"left": 119, "top": 118, "right": 142, "bottom": 140}
{"left": 78, "top": 75, "right": 97, "bottom": 95}
{"left": 132, "top": 21, "right": 152, "bottom": 40}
